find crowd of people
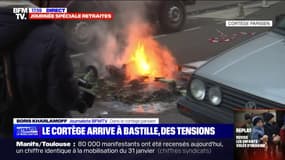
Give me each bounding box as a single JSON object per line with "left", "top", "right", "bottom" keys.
{"left": 243, "top": 112, "right": 285, "bottom": 159}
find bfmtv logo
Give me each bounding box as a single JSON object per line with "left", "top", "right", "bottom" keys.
{"left": 13, "top": 8, "right": 28, "bottom": 20}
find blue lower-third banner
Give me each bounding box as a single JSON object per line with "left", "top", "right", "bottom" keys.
{"left": 14, "top": 124, "right": 233, "bottom": 139}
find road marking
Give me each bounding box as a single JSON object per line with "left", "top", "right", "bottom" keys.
{"left": 154, "top": 34, "right": 167, "bottom": 38}
{"left": 183, "top": 26, "right": 201, "bottom": 32}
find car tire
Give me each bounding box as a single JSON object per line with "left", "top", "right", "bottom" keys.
{"left": 159, "top": 1, "right": 186, "bottom": 32}
{"left": 64, "top": 21, "right": 95, "bottom": 52}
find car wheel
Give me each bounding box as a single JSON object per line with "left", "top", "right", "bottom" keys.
{"left": 63, "top": 21, "right": 96, "bottom": 53}
{"left": 159, "top": 1, "right": 186, "bottom": 32}
{"left": 72, "top": 22, "right": 93, "bottom": 46}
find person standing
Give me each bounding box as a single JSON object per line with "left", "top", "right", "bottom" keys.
{"left": 263, "top": 112, "right": 280, "bottom": 159}
{"left": 0, "top": 0, "right": 94, "bottom": 137}
{"left": 279, "top": 116, "right": 285, "bottom": 158}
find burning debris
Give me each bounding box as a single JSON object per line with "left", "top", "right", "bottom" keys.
{"left": 122, "top": 36, "right": 177, "bottom": 81}
{"left": 77, "top": 62, "right": 186, "bottom": 105}
{"left": 75, "top": 15, "right": 186, "bottom": 105}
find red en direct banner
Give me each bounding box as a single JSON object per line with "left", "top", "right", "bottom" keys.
{"left": 28, "top": 12, "right": 113, "bottom": 20}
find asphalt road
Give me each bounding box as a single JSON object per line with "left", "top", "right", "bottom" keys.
{"left": 157, "top": 1, "right": 282, "bottom": 64}
{"left": 71, "top": 1, "right": 285, "bottom": 123}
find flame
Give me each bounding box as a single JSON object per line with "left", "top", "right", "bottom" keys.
{"left": 110, "top": 21, "right": 177, "bottom": 81}
{"left": 130, "top": 42, "right": 152, "bottom": 76}
{"left": 123, "top": 37, "right": 177, "bottom": 80}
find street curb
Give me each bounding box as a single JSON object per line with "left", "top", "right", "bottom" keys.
{"left": 186, "top": 0, "right": 259, "bottom": 15}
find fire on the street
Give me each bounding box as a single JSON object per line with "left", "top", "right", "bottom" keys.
{"left": 121, "top": 23, "right": 177, "bottom": 81}
{"left": 77, "top": 22, "right": 186, "bottom": 105}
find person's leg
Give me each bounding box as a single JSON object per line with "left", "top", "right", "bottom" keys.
{"left": 267, "top": 144, "right": 273, "bottom": 159}
{"left": 282, "top": 144, "right": 285, "bottom": 159}
{"left": 272, "top": 144, "right": 277, "bottom": 158}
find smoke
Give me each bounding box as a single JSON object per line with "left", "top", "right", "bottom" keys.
{"left": 74, "top": 1, "right": 177, "bottom": 80}
{"left": 78, "top": 1, "right": 155, "bottom": 76}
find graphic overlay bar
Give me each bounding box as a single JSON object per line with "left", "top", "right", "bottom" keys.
{"left": 28, "top": 12, "right": 113, "bottom": 20}
{"left": 13, "top": 119, "right": 233, "bottom": 139}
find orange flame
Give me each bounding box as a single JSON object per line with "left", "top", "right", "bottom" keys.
{"left": 113, "top": 21, "right": 177, "bottom": 81}
{"left": 130, "top": 42, "right": 152, "bottom": 76}
{"left": 124, "top": 38, "right": 177, "bottom": 80}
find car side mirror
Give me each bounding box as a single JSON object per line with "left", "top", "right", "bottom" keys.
{"left": 275, "top": 14, "right": 285, "bottom": 24}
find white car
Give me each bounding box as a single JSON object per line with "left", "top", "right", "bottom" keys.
{"left": 177, "top": 15, "right": 285, "bottom": 123}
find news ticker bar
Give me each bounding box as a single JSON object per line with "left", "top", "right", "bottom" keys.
{"left": 13, "top": 7, "right": 113, "bottom": 20}
{"left": 29, "top": 12, "right": 113, "bottom": 20}
{"left": 13, "top": 118, "right": 233, "bottom": 139}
